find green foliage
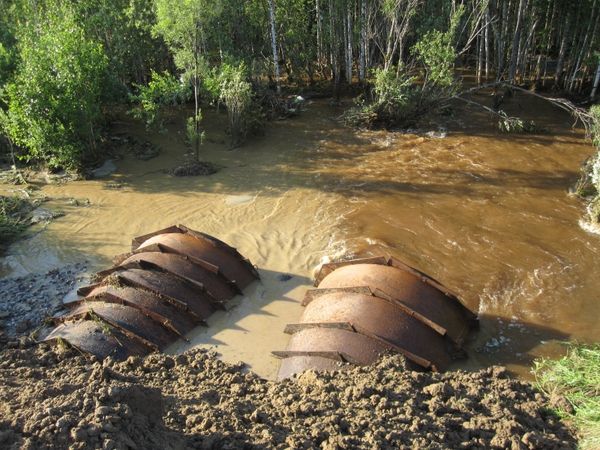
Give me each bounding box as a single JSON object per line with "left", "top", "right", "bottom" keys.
{"left": 497, "top": 115, "right": 539, "bottom": 133}
{"left": 218, "top": 63, "right": 253, "bottom": 147}
{"left": 74, "top": 0, "right": 165, "bottom": 95}
{"left": 0, "top": 2, "right": 108, "bottom": 169}
{"left": 0, "top": 0, "right": 18, "bottom": 92}
{"left": 129, "top": 71, "right": 190, "bottom": 130}
{"left": 153, "top": 0, "right": 213, "bottom": 82}
{"left": 413, "top": 6, "right": 463, "bottom": 88}
{"left": 343, "top": 67, "right": 420, "bottom": 128}
{"left": 534, "top": 343, "right": 600, "bottom": 449}
{"left": 186, "top": 113, "right": 205, "bottom": 152}
{"left": 591, "top": 105, "right": 600, "bottom": 149}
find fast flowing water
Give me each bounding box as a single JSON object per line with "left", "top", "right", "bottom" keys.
{"left": 1, "top": 93, "right": 598, "bottom": 379}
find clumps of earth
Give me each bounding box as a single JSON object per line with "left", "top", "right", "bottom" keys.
{"left": 0, "top": 343, "right": 576, "bottom": 450}
{"left": 169, "top": 161, "right": 218, "bottom": 177}
{"left": 0, "top": 263, "right": 88, "bottom": 340}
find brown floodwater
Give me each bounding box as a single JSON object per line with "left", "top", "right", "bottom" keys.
{"left": 1, "top": 91, "right": 598, "bottom": 380}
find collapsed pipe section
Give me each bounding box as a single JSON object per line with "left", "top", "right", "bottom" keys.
{"left": 44, "top": 225, "right": 259, "bottom": 360}
{"left": 274, "top": 256, "right": 477, "bottom": 379}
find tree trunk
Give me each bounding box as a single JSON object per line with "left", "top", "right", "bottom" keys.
{"left": 359, "top": 0, "right": 366, "bottom": 81}
{"left": 477, "top": 34, "right": 483, "bottom": 85}
{"left": 591, "top": 62, "right": 600, "bottom": 99}
{"left": 568, "top": 0, "right": 597, "bottom": 92}
{"left": 316, "top": 0, "right": 323, "bottom": 68}
{"left": 484, "top": 9, "right": 490, "bottom": 80}
{"left": 508, "top": 0, "right": 526, "bottom": 82}
{"left": 267, "top": 0, "right": 281, "bottom": 93}
{"left": 344, "top": 3, "right": 353, "bottom": 83}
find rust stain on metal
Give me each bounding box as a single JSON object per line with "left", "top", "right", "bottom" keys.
{"left": 44, "top": 225, "right": 259, "bottom": 360}
{"left": 276, "top": 255, "right": 477, "bottom": 379}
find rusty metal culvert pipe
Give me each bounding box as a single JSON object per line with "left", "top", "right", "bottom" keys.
{"left": 274, "top": 256, "right": 477, "bottom": 380}
{"left": 44, "top": 225, "right": 259, "bottom": 360}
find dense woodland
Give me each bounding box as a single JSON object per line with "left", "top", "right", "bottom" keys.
{"left": 0, "top": 0, "right": 599, "bottom": 169}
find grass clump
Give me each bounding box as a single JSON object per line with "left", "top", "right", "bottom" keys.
{"left": 533, "top": 343, "right": 600, "bottom": 449}
{"left": 0, "top": 195, "right": 32, "bottom": 252}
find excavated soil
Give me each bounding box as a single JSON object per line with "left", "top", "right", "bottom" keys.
{"left": 0, "top": 343, "right": 576, "bottom": 450}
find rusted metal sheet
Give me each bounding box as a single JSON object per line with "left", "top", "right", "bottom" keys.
{"left": 273, "top": 327, "right": 394, "bottom": 366}
{"left": 114, "top": 268, "right": 218, "bottom": 321}
{"left": 133, "top": 225, "right": 259, "bottom": 289}
{"left": 115, "top": 252, "right": 239, "bottom": 302}
{"left": 277, "top": 255, "right": 476, "bottom": 379}
{"left": 77, "top": 284, "right": 200, "bottom": 337}
{"left": 59, "top": 302, "right": 177, "bottom": 350}
{"left": 317, "top": 263, "right": 474, "bottom": 345}
{"left": 277, "top": 355, "right": 350, "bottom": 380}
{"left": 296, "top": 291, "right": 451, "bottom": 370}
{"left": 314, "top": 256, "right": 389, "bottom": 285}
{"left": 44, "top": 225, "right": 258, "bottom": 360}
{"left": 45, "top": 320, "right": 151, "bottom": 360}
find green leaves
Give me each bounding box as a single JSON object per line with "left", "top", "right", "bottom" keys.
{"left": 413, "top": 6, "right": 463, "bottom": 88}
{"left": 1, "top": 2, "right": 108, "bottom": 169}
{"left": 129, "top": 71, "right": 191, "bottom": 130}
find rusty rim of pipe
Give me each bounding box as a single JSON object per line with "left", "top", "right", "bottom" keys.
{"left": 276, "top": 255, "right": 477, "bottom": 378}
{"left": 312, "top": 257, "right": 477, "bottom": 346}
{"left": 45, "top": 320, "right": 152, "bottom": 359}
{"left": 67, "top": 284, "right": 201, "bottom": 339}
{"left": 131, "top": 224, "right": 259, "bottom": 286}
{"left": 44, "top": 225, "right": 258, "bottom": 361}
{"left": 101, "top": 252, "right": 240, "bottom": 301}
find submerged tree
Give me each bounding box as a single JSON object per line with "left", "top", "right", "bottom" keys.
{"left": 153, "top": 0, "right": 214, "bottom": 160}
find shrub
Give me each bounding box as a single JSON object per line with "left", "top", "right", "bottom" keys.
{"left": 129, "top": 70, "right": 190, "bottom": 130}
{"left": 0, "top": 4, "right": 108, "bottom": 170}
{"left": 343, "top": 67, "right": 419, "bottom": 128}
{"left": 219, "top": 64, "right": 253, "bottom": 148}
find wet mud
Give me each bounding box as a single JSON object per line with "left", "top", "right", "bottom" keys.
{"left": 0, "top": 344, "right": 576, "bottom": 450}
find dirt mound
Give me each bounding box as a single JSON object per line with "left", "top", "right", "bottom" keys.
{"left": 170, "top": 161, "right": 218, "bottom": 177}
{"left": 0, "top": 343, "right": 576, "bottom": 450}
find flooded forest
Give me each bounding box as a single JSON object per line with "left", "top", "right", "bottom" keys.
{"left": 1, "top": 0, "right": 600, "bottom": 449}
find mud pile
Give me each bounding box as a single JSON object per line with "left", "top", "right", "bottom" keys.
{"left": 0, "top": 343, "right": 575, "bottom": 450}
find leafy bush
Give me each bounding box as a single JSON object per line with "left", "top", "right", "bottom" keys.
{"left": 186, "top": 113, "right": 205, "bottom": 159}
{"left": 0, "top": 4, "right": 107, "bottom": 170}
{"left": 219, "top": 64, "right": 253, "bottom": 147}
{"left": 204, "top": 62, "right": 257, "bottom": 147}
{"left": 129, "top": 70, "right": 190, "bottom": 130}
{"left": 412, "top": 6, "right": 462, "bottom": 89}
{"left": 343, "top": 67, "right": 419, "bottom": 128}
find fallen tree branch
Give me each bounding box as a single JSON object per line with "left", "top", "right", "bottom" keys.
{"left": 447, "top": 82, "right": 596, "bottom": 135}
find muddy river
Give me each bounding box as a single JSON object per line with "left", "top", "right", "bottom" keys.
{"left": 1, "top": 93, "right": 598, "bottom": 379}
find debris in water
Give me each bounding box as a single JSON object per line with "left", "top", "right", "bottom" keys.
{"left": 170, "top": 161, "right": 218, "bottom": 177}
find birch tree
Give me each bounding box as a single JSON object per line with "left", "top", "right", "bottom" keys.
{"left": 154, "top": 0, "right": 212, "bottom": 160}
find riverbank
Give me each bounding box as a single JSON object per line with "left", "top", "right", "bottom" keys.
{"left": 0, "top": 342, "right": 576, "bottom": 450}
{"left": 534, "top": 343, "right": 600, "bottom": 449}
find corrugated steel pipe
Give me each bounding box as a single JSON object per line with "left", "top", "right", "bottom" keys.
{"left": 275, "top": 256, "right": 477, "bottom": 379}
{"left": 44, "top": 225, "right": 259, "bottom": 360}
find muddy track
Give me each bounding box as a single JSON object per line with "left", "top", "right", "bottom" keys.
{"left": 0, "top": 342, "right": 576, "bottom": 450}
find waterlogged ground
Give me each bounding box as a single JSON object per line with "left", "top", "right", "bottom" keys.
{"left": 0, "top": 92, "right": 598, "bottom": 379}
